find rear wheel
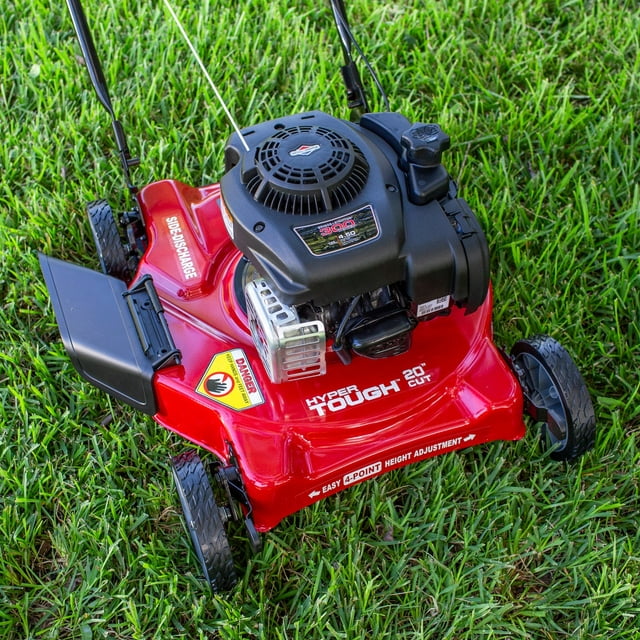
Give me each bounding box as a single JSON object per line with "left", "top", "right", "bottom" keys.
{"left": 171, "top": 450, "right": 237, "bottom": 593}
{"left": 87, "top": 199, "right": 130, "bottom": 281}
{"left": 511, "top": 335, "right": 595, "bottom": 462}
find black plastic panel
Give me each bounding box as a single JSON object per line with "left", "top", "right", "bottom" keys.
{"left": 39, "top": 255, "right": 178, "bottom": 414}
{"left": 223, "top": 110, "right": 490, "bottom": 313}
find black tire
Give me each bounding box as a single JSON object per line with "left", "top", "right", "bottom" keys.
{"left": 171, "top": 451, "right": 237, "bottom": 593}
{"left": 87, "top": 199, "right": 130, "bottom": 281}
{"left": 511, "top": 335, "right": 595, "bottom": 462}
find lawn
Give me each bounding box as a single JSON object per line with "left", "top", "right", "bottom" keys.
{"left": 1, "top": 0, "right": 639, "bottom": 638}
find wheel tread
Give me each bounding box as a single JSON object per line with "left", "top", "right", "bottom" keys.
{"left": 87, "top": 199, "right": 130, "bottom": 281}
{"left": 172, "top": 451, "right": 237, "bottom": 593}
{"left": 512, "top": 334, "right": 596, "bottom": 462}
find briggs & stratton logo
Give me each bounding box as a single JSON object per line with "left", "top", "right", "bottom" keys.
{"left": 289, "top": 144, "right": 321, "bottom": 157}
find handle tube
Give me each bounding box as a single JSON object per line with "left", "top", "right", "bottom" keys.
{"left": 65, "top": 0, "right": 139, "bottom": 193}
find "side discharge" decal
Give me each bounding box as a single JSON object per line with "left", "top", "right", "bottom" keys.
{"left": 165, "top": 216, "right": 199, "bottom": 281}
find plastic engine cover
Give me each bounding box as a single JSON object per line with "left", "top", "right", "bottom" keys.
{"left": 221, "top": 111, "right": 489, "bottom": 312}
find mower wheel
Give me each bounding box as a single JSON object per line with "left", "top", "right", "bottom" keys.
{"left": 87, "top": 199, "right": 130, "bottom": 281}
{"left": 171, "top": 450, "right": 237, "bottom": 593}
{"left": 511, "top": 335, "right": 595, "bottom": 462}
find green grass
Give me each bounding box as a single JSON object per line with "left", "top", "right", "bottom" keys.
{"left": 1, "top": 0, "right": 639, "bottom": 637}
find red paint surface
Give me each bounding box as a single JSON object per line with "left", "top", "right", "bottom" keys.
{"left": 136, "top": 179, "right": 525, "bottom": 531}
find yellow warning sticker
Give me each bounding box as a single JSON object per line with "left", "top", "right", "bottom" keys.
{"left": 196, "top": 349, "right": 264, "bottom": 411}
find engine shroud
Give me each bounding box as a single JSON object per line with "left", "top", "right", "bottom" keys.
{"left": 221, "top": 111, "right": 489, "bottom": 312}
{"left": 244, "top": 123, "right": 370, "bottom": 216}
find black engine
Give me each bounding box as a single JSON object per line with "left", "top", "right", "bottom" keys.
{"left": 220, "top": 111, "right": 489, "bottom": 382}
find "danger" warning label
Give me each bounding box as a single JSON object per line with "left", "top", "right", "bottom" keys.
{"left": 196, "top": 349, "right": 264, "bottom": 411}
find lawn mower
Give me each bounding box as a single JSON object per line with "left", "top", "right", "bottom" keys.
{"left": 39, "top": 0, "right": 596, "bottom": 592}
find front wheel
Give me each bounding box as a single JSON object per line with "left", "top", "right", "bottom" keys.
{"left": 171, "top": 451, "right": 237, "bottom": 593}
{"left": 511, "top": 335, "right": 595, "bottom": 462}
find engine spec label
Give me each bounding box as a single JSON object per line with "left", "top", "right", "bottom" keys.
{"left": 294, "top": 205, "right": 379, "bottom": 255}
{"left": 417, "top": 295, "right": 450, "bottom": 317}
{"left": 196, "top": 349, "right": 264, "bottom": 411}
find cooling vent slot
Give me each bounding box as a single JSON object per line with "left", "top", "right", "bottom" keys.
{"left": 244, "top": 125, "right": 369, "bottom": 215}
